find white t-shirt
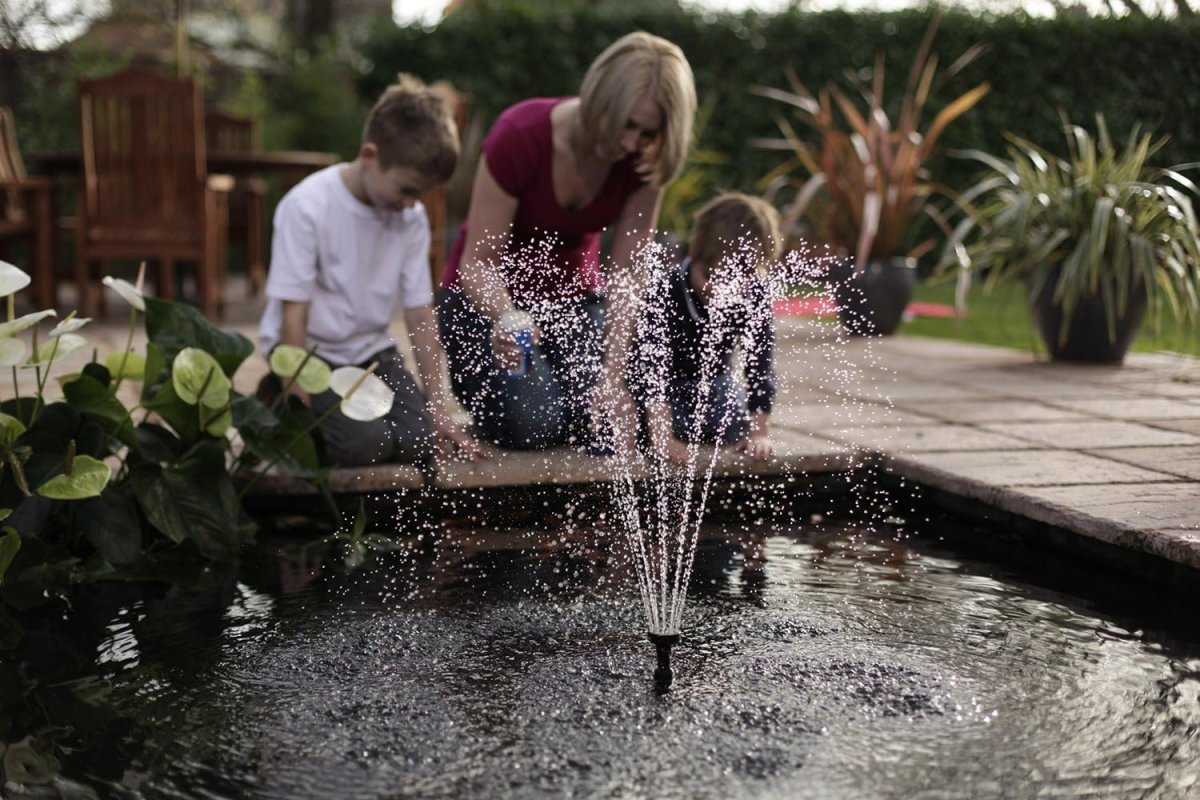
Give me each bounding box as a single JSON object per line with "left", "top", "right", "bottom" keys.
{"left": 258, "top": 164, "right": 434, "bottom": 366}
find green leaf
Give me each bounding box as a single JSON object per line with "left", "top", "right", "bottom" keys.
{"left": 171, "top": 348, "right": 231, "bottom": 408}
{"left": 78, "top": 492, "right": 142, "bottom": 566}
{"left": 269, "top": 345, "right": 332, "bottom": 394}
{"left": 130, "top": 442, "right": 243, "bottom": 558}
{"left": 144, "top": 296, "right": 253, "bottom": 376}
{"left": 36, "top": 455, "right": 111, "bottom": 500}
{"left": 201, "top": 402, "right": 232, "bottom": 437}
{"left": 143, "top": 379, "right": 200, "bottom": 443}
{"left": 63, "top": 375, "right": 137, "bottom": 449}
{"left": 0, "top": 413, "right": 26, "bottom": 448}
{"left": 0, "top": 528, "right": 20, "bottom": 585}
{"left": 232, "top": 395, "right": 322, "bottom": 477}
{"left": 104, "top": 350, "right": 145, "bottom": 381}
{"left": 134, "top": 423, "right": 183, "bottom": 464}
{"left": 81, "top": 361, "right": 112, "bottom": 386}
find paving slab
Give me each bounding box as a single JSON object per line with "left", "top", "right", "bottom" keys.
{"left": 773, "top": 399, "right": 942, "bottom": 430}
{"left": 1011, "top": 482, "right": 1200, "bottom": 532}
{"left": 980, "top": 420, "right": 1200, "bottom": 449}
{"left": 829, "top": 423, "right": 1036, "bottom": 453}
{"left": 1047, "top": 397, "right": 1200, "bottom": 420}
{"left": 892, "top": 449, "right": 1179, "bottom": 488}
{"left": 1148, "top": 419, "right": 1200, "bottom": 436}
{"left": 1086, "top": 445, "right": 1200, "bottom": 481}
{"left": 892, "top": 399, "right": 1089, "bottom": 423}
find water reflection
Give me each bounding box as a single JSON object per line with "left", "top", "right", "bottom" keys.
{"left": 1, "top": 517, "right": 1197, "bottom": 799}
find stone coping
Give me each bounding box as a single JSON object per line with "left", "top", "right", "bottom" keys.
{"left": 235, "top": 316, "right": 1200, "bottom": 575}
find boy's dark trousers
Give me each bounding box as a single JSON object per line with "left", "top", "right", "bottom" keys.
{"left": 258, "top": 347, "right": 433, "bottom": 467}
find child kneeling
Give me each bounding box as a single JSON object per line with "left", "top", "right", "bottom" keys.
{"left": 257, "top": 76, "right": 480, "bottom": 467}
{"left": 630, "top": 193, "right": 782, "bottom": 465}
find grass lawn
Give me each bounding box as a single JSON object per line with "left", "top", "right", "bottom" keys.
{"left": 902, "top": 279, "right": 1200, "bottom": 358}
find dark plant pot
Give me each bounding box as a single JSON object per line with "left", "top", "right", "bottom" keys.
{"left": 1028, "top": 278, "right": 1147, "bottom": 364}
{"left": 829, "top": 257, "right": 917, "bottom": 336}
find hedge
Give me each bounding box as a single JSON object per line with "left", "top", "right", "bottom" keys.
{"left": 360, "top": 2, "right": 1200, "bottom": 233}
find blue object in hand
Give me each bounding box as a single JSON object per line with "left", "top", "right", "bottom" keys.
{"left": 499, "top": 310, "right": 535, "bottom": 376}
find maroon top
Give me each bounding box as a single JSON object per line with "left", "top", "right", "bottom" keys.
{"left": 442, "top": 97, "right": 647, "bottom": 302}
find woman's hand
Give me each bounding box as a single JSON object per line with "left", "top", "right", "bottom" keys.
{"left": 490, "top": 319, "right": 542, "bottom": 373}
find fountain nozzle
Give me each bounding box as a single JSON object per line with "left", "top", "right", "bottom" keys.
{"left": 648, "top": 632, "right": 680, "bottom": 693}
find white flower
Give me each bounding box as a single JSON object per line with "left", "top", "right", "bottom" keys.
{"left": 0, "top": 260, "right": 31, "bottom": 298}
{"left": 0, "top": 309, "right": 56, "bottom": 338}
{"left": 101, "top": 276, "right": 146, "bottom": 312}
{"left": 329, "top": 366, "right": 393, "bottom": 422}
{"left": 50, "top": 315, "right": 91, "bottom": 337}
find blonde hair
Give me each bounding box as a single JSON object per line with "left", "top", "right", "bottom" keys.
{"left": 689, "top": 193, "right": 784, "bottom": 274}
{"left": 578, "top": 31, "right": 697, "bottom": 187}
{"left": 363, "top": 73, "right": 459, "bottom": 180}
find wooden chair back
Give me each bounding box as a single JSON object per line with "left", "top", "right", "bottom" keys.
{"left": 204, "top": 110, "right": 260, "bottom": 153}
{"left": 422, "top": 83, "right": 470, "bottom": 285}
{"left": 0, "top": 106, "right": 28, "bottom": 224}
{"left": 78, "top": 66, "right": 206, "bottom": 242}
{"left": 0, "top": 106, "right": 56, "bottom": 309}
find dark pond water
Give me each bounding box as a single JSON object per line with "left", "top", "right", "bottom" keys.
{"left": 5, "top": 511, "right": 1199, "bottom": 799}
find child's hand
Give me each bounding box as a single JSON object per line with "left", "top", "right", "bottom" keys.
{"left": 436, "top": 419, "right": 486, "bottom": 461}
{"left": 736, "top": 434, "right": 773, "bottom": 462}
{"left": 649, "top": 433, "right": 691, "bottom": 466}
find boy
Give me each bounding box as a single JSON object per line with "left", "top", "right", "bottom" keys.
{"left": 258, "top": 75, "right": 480, "bottom": 467}
{"left": 630, "top": 193, "right": 782, "bottom": 466}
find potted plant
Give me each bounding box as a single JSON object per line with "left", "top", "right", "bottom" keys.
{"left": 938, "top": 116, "right": 1200, "bottom": 363}
{"left": 752, "top": 18, "right": 989, "bottom": 335}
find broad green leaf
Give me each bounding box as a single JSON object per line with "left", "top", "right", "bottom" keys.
{"left": 201, "top": 402, "right": 232, "bottom": 437}
{"left": 144, "top": 297, "right": 253, "bottom": 376}
{"left": 0, "top": 261, "right": 31, "bottom": 297}
{"left": 269, "top": 344, "right": 331, "bottom": 394}
{"left": 0, "top": 337, "right": 25, "bottom": 368}
{"left": 36, "top": 455, "right": 111, "bottom": 500}
{"left": 101, "top": 276, "right": 145, "bottom": 311}
{"left": 63, "top": 375, "right": 137, "bottom": 448}
{"left": 0, "top": 413, "right": 25, "bottom": 448}
{"left": 134, "top": 423, "right": 183, "bottom": 464}
{"left": 143, "top": 378, "right": 200, "bottom": 442}
{"left": 0, "top": 528, "right": 19, "bottom": 584}
{"left": 130, "top": 442, "right": 243, "bottom": 558}
{"left": 0, "top": 309, "right": 56, "bottom": 338}
{"left": 330, "top": 366, "right": 393, "bottom": 422}
{"left": 26, "top": 333, "right": 86, "bottom": 367}
{"left": 171, "top": 348, "right": 231, "bottom": 407}
{"left": 78, "top": 492, "right": 142, "bottom": 566}
{"left": 105, "top": 350, "right": 145, "bottom": 381}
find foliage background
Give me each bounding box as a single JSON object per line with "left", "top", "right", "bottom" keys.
{"left": 5, "top": 2, "right": 1199, "bottom": 241}
{"left": 358, "top": 3, "right": 1200, "bottom": 233}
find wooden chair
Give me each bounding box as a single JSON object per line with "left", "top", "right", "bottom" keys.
{"left": 76, "top": 66, "right": 230, "bottom": 318}
{"left": 0, "top": 107, "right": 56, "bottom": 310}
{"left": 205, "top": 110, "right": 266, "bottom": 295}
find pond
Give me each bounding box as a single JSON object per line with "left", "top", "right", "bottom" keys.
{"left": 4, "top": 502, "right": 1198, "bottom": 799}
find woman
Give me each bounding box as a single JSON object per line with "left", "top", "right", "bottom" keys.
{"left": 437, "top": 31, "right": 696, "bottom": 452}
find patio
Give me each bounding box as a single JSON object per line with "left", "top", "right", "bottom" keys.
{"left": 26, "top": 277, "right": 1200, "bottom": 577}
